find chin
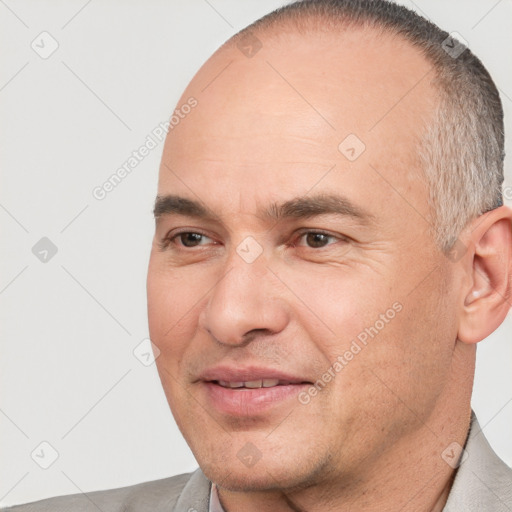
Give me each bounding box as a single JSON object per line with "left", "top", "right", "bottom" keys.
{"left": 196, "top": 444, "right": 327, "bottom": 493}
{"left": 213, "top": 471, "right": 281, "bottom": 492}
{"left": 206, "top": 466, "right": 306, "bottom": 493}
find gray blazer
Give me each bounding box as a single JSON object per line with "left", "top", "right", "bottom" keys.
{"left": 3, "top": 413, "right": 511, "bottom": 511}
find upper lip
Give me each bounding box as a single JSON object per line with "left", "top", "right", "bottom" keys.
{"left": 198, "top": 365, "right": 311, "bottom": 384}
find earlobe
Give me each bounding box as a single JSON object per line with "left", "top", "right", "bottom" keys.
{"left": 457, "top": 207, "right": 512, "bottom": 345}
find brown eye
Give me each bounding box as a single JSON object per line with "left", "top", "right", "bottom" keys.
{"left": 304, "top": 233, "right": 331, "bottom": 248}
{"left": 159, "top": 230, "right": 218, "bottom": 253}
{"left": 179, "top": 232, "right": 205, "bottom": 247}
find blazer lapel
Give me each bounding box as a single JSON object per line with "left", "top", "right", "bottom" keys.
{"left": 173, "top": 468, "right": 211, "bottom": 512}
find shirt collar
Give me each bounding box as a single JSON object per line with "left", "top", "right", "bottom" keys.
{"left": 209, "top": 483, "right": 226, "bottom": 512}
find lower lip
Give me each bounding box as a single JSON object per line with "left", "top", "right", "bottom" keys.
{"left": 203, "top": 381, "right": 309, "bottom": 417}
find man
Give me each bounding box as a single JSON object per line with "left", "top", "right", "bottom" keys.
{"left": 5, "top": 0, "right": 511, "bottom": 510}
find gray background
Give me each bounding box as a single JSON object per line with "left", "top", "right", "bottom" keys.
{"left": 1, "top": 0, "right": 511, "bottom": 506}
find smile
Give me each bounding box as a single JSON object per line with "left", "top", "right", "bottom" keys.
{"left": 215, "top": 379, "right": 297, "bottom": 389}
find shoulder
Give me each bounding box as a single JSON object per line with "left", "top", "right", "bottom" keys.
{"left": 1, "top": 471, "right": 203, "bottom": 512}
{"left": 444, "top": 412, "right": 512, "bottom": 511}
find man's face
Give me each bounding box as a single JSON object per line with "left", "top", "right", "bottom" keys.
{"left": 147, "top": 29, "right": 460, "bottom": 490}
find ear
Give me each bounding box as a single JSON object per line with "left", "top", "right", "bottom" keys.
{"left": 457, "top": 205, "right": 512, "bottom": 345}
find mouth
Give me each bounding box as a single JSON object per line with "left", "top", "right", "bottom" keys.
{"left": 198, "top": 368, "right": 312, "bottom": 417}
{"left": 214, "top": 379, "right": 306, "bottom": 389}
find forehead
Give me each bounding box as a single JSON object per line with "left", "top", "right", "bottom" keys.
{"left": 159, "top": 27, "right": 436, "bottom": 224}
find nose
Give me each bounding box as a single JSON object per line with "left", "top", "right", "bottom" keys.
{"left": 198, "top": 250, "right": 290, "bottom": 347}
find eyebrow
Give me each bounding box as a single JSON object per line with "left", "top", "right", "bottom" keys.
{"left": 153, "top": 193, "right": 373, "bottom": 224}
{"left": 263, "top": 193, "right": 373, "bottom": 223}
{"left": 153, "top": 195, "right": 219, "bottom": 221}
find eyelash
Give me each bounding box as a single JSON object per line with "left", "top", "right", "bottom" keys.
{"left": 160, "top": 229, "right": 346, "bottom": 250}
{"left": 290, "top": 229, "right": 342, "bottom": 248}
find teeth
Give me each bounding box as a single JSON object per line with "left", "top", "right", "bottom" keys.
{"left": 244, "top": 380, "right": 263, "bottom": 388}
{"left": 216, "top": 379, "right": 281, "bottom": 389}
{"left": 218, "top": 380, "right": 244, "bottom": 388}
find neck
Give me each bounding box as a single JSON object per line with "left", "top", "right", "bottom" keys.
{"left": 217, "top": 344, "right": 475, "bottom": 512}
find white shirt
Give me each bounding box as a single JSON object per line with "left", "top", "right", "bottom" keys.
{"left": 209, "top": 483, "right": 226, "bottom": 512}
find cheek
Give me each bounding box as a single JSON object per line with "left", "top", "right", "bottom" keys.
{"left": 284, "top": 261, "right": 451, "bottom": 411}
{"left": 274, "top": 262, "right": 391, "bottom": 354}
{"left": 147, "top": 260, "right": 204, "bottom": 357}
{"left": 336, "top": 279, "right": 455, "bottom": 427}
